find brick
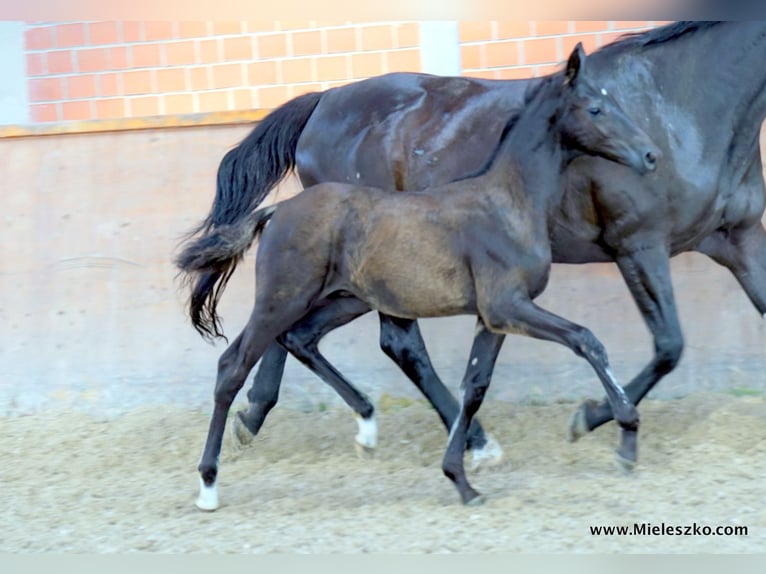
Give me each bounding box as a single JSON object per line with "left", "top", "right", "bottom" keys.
{"left": 463, "top": 70, "right": 496, "bottom": 80}
{"left": 360, "top": 25, "right": 395, "bottom": 51}
{"left": 47, "top": 50, "right": 74, "bottom": 74}
{"left": 130, "top": 43, "right": 162, "bottom": 68}
{"left": 223, "top": 36, "right": 253, "bottom": 60}
{"left": 351, "top": 52, "right": 384, "bottom": 78}
{"left": 535, "top": 21, "right": 571, "bottom": 36}
{"left": 460, "top": 45, "right": 484, "bottom": 70}
{"left": 561, "top": 34, "right": 599, "bottom": 58}
{"left": 258, "top": 85, "right": 290, "bottom": 109}
{"left": 198, "top": 39, "right": 221, "bottom": 64}
{"left": 188, "top": 67, "right": 210, "bottom": 91}
{"left": 247, "top": 61, "right": 278, "bottom": 85}
{"left": 156, "top": 68, "right": 187, "bottom": 92}
{"left": 486, "top": 41, "right": 521, "bottom": 68}
{"left": 26, "top": 53, "right": 47, "bottom": 76}
{"left": 128, "top": 95, "right": 160, "bottom": 117}
{"left": 522, "top": 37, "right": 558, "bottom": 64}
{"left": 214, "top": 21, "right": 242, "bottom": 35}
{"left": 165, "top": 41, "right": 196, "bottom": 66}
{"left": 61, "top": 100, "right": 92, "bottom": 121}
{"left": 178, "top": 21, "right": 208, "bottom": 38}
{"left": 395, "top": 23, "right": 419, "bottom": 48}
{"left": 315, "top": 55, "right": 349, "bottom": 81}
{"left": 386, "top": 49, "right": 420, "bottom": 73}
{"left": 534, "top": 63, "right": 562, "bottom": 77}
{"left": 198, "top": 91, "right": 230, "bottom": 113}
{"left": 66, "top": 75, "right": 98, "bottom": 99}
{"left": 122, "top": 22, "right": 144, "bottom": 43}
{"left": 325, "top": 27, "right": 356, "bottom": 53}
{"left": 232, "top": 89, "right": 254, "bottom": 110}
{"left": 258, "top": 33, "right": 289, "bottom": 59}
{"left": 30, "top": 103, "right": 59, "bottom": 122}
{"left": 163, "top": 93, "right": 195, "bottom": 115}
{"left": 122, "top": 70, "right": 154, "bottom": 95}
{"left": 54, "top": 23, "right": 86, "bottom": 48}
{"left": 573, "top": 21, "right": 610, "bottom": 33}
{"left": 144, "top": 21, "right": 174, "bottom": 41}
{"left": 212, "top": 63, "right": 244, "bottom": 88}
{"left": 94, "top": 98, "right": 126, "bottom": 119}
{"left": 282, "top": 58, "right": 314, "bottom": 83}
{"left": 25, "top": 26, "right": 54, "bottom": 51}
{"left": 496, "top": 21, "right": 532, "bottom": 40}
{"left": 89, "top": 22, "right": 121, "bottom": 45}
{"left": 28, "top": 77, "right": 64, "bottom": 102}
{"left": 291, "top": 30, "right": 322, "bottom": 56}
{"left": 495, "top": 20, "right": 532, "bottom": 40}
{"left": 100, "top": 73, "right": 121, "bottom": 97}
{"left": 459, "top": 21, "right": 493, "bottom": 43}
{"left": 110, "top": 47, "right": 130, "bottom": 70}
{"left": 292, "top": 83, "right": 323, "bottom": 97}
{"left": 497, "top": 66, "right": 536, "bottom": 80}
{"left": 76, "top": 48, "right": 110, "bottom": 73}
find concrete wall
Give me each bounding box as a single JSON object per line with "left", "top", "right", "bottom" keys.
{"left": 2, "top": 124, "right": 765, "bottom": 417}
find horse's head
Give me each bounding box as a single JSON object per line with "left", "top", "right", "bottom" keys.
{"left": 558, "top": 43, "right": 660, "bottom": 175}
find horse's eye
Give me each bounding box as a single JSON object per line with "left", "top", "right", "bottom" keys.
{"left": 588, "top": 107, "right": 601, "bottom": 116}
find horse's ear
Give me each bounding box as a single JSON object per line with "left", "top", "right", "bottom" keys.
{"left": 564, "top": 42, "right": 586, "bottom": 86}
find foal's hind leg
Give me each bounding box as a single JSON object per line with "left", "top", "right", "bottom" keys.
{"left": 379, "top": 314, "right": 503, "bottom": 467}
{"left": 276, "top": 297, "right": 380, "bottom": 455}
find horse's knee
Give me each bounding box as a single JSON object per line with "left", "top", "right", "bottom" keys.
{"left": 572, "top": 327, "right": 609, "bottom": 366}
{"left": 655, "top": 335, "right": 684, "bottom": 374}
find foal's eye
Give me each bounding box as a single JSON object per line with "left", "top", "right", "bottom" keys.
{"left": 588, "top": 107, "right": 602, "bottom": 116}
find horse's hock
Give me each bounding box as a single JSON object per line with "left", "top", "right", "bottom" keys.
{"left": 2, "top": 121, "right": 766, "bottom": 416}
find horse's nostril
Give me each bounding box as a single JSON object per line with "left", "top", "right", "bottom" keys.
{"left": 645, "top": 151, "right": 657, "bottom": 164}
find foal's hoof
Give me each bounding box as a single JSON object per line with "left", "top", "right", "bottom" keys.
{"left": 615, "top": 451, "right": 637, "bottom": 474}
{"left": 469, "top": 435, "right": 505, "bottom": 471}
{"left": 231, "top": 412, "right": 255, "bottom": 447}
{"left": 195, "top": 479, "right": 220, "bottom": 512}
{"left": 567, "top": 400, "right": 597, "bottom": 442}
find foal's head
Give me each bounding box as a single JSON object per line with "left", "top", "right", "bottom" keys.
{"left": 556, "top": 43, "right": 659, "bottom": 175}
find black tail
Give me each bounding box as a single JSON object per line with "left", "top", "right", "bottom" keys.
{"left": 179, "top": 90, "right": 322, "bottom": 341}
{"left": 176, "top": 206, "right": 278, "bottom": 341}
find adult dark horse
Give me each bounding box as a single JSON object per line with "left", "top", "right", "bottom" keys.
{"left": 178, "top": 45, "right": 658, "bottom": 508}
{"left": 188, "top": 22, "right": 766, "bottom": 462}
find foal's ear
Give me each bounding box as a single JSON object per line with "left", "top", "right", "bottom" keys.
{"left": 564, "top": 42, "right": 587, "bottom": 86}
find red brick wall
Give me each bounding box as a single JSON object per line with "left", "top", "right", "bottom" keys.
{"left": 21, "top": 21, "right": 664, "bottom": 125}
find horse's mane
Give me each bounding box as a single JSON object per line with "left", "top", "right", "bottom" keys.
{"left": 597, "top": 21, "right": 723, "bottom": 55}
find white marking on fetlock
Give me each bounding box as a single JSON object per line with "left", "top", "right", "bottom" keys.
{"left": 355, "top": 415, "right": 377, "bottom": 449}
{"left": 196, "top": 477, "right": 220, "bottom": 511}
{"left": 470, "top": 435, "right": 504, "bottom": 470}
{"left": 470, "top": 357, "right": 478, "bottom": 367}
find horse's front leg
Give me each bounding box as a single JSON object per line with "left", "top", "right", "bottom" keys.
{"left": 569, "top": 243, "right": 683, "bottom": 440}
{"left": 379, "top": 314, "right": 504, "bottom": 468}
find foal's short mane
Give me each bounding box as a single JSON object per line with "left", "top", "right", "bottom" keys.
{"left": 598, "top": 21, "right": 722, "bottom": 56}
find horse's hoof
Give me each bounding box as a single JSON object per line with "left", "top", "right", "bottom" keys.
{"left": 615, "top": 451, "right": 637, "bottom": 474}
{"left": 469, "top": 435, "right": 504, "bottom": 471}
{"left": 354, "top": 441, "right": 375, "bottom": 459}
{"left": 196, "top": 478, "right": 219, "bottom": 511}
{"left": 567, "top": 401, "right": 595, "bottom": 442}
{"left": 464, "top": 493, "right": 486, "bottom": 507}
{"left": 231, "top": 412, "right": 255, "bottom": 447}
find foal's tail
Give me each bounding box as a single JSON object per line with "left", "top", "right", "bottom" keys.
{"left": 179, "top": 90, "right": 322, "bottom": 341}
{"left": 175, "top": 206, "right": 278, "bottom": 341}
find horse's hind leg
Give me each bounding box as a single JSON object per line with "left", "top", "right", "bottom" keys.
{"left": 231, "top": 342, "right": 287, "bottom": 446}
{"left": 276, "top": 297, "right": 379, "bottom": 453}
{"left": 378, "top": 315, "right": 504, "bottom": 468}
{"left": 441, "top": 320, "right": 505, "bottom": 505}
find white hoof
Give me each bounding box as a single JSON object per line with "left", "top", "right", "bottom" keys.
{"left": 470, "top": 435, "right": 504, "bottom": 471}
{"left": 568, "top": 406, "right": 589, "bottom": 443}
{"left": 354, "top": 414, "right": 377, "bottom": 449}
{"left": 196, "top": 477, "right": 219, "bottom": 511}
